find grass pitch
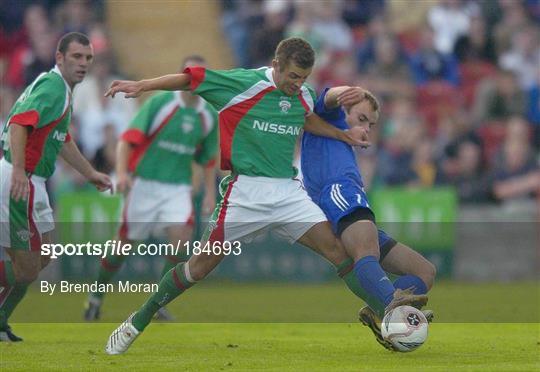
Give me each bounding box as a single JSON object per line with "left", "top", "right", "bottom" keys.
{"left": 1, "top": 282, "right": 538, "bottom": 371}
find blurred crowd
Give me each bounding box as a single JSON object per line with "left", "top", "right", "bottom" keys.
{"left": 222, "top": 0, "right": 540, "bottom": 204}
{"left": 1, "top": 0, "right": 539, "bottom": 206}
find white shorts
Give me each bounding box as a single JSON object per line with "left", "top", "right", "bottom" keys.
{"left": 207, "top": 175, "right": 327, "bottom": 244}
{"left": 118, "top": 178, "right": 193, "bottom": 241}
{"left": 0, "top": 158, "right": 54, "bottom": 250}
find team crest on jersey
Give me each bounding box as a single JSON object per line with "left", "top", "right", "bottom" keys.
{"left": 279, "top": 99, "right": 291, "bottom": 113}
{"left": 182, "top": 122, "right": 194, "bottom": 133}
{"left": 16, "top": 229, "right": 33, "bottom": 242}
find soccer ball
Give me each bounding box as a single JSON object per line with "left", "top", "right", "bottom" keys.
{"left": 381, "top": 305, "right": 428, "bottom": 352}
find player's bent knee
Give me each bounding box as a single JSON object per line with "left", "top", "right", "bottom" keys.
{"left": 14, "top": 267, "right": 40, "bottom": 284}
{"left": 423, "top": 261, "right": 437, "bottom": 289}
{"left": 40, "top": 255, "right": 51, "bottom": 269}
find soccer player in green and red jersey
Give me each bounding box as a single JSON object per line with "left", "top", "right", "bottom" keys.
{"left": 84, "top": 56, "right": 217, "bottom": 321}
{"left": 0, "top": 32, "right": 112, "bottom": 341}
{"left": 104, "top": 38, "right": 426, "bottom": 354}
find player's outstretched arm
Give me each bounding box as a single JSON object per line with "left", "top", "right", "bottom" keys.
{"left": 115, "top": 140, "right": 134, "bottom": 194}
{"left": 304, "top": 113, "right": 370, "bottom": 147}
{"left": 59, "top": 140, "right": 112, "bottom": 192}
{"left": 105, "top": 74, "right": 192, "bottom": 98}
{"left": 325, "top": 86, "right": 368, "bottom": 111}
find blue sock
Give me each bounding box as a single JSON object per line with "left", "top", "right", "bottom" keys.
{"left": 354, "top": 256, "right": 395, "bottom": 307}
{"left": 393, "top": 275, "right": 428, "bottom": 295}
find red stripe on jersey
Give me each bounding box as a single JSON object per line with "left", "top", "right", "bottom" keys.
{"left": 65, "top": 131, "right": 72, "bottom": 143}
{"left": 27, "top": 178, "right": 41, "bottom": 252}
{"left": 183, "top": 66, "right": 206, "bottom": 92}
{"left": 209, "top": 175, "right": 238, "bottom": 243}
{"left": 298, "top": 94, "right": 311, "bottom": 116}
{"left": 121, "top": 128, "right": 146, "bottom": 145}
{"left": 128, "top": 106, "right": 179, "bottom": 172}
{"left": 9, "top": 110, "right": 40, "bottom": 128}
{"left": 24, "top": 105, "right": 70, "bottom": 173}
{"left": 218, "top": 86, "right": 275, "bottom": 171}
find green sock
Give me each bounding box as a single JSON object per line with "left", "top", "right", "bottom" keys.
{"left": 336, "top": 258, "right": 386, "bottom": 318}
{"left": 92, "top": 255, "right": 127, "bottom": 300}
{"left": 0, "top": 283, "right": 28, "bottom": 330}
{"left": 159, "top": 255, "right": 186, "bottom": 280}
{"left": 132, "top": 262, "right": 195, "bottom": 332}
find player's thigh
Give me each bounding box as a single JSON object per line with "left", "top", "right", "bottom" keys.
{"left": 5, "top": 248, "right": 42, "bottom": 283}
{"left": 380, "top": 242, "right": 436, "bottom": 289}
{"left": 40, "top": 230, "right": 53, "bottom": 268}
{"left": 297, "top": 221, "right": 348, "bottom": 266}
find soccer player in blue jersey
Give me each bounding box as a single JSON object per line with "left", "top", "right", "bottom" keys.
{"left": 301, "top": 86, "right": 437, "bottom": 351}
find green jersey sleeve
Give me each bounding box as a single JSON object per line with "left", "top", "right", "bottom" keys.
{"left": 194, "top": 105, "right": 218, "bottom": 167}
{"left": 8, "top": 74, "right": 66, "bottom": 129}
{"left": 184, "top": 67, "right": 256, "bottom": 112}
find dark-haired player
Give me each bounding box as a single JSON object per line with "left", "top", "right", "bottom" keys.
{"left": 0, "top": 32, "right": 112, "bottom": 341}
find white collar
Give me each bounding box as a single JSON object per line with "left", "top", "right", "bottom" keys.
{"left": 51, "top": 65, "right": 72, "bottom": 94}
{"left": 265, "top": 67, "right": 277, "bottom": 88}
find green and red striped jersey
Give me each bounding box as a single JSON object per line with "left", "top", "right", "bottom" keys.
{"left": 121, "top": 91, "right": 218, "bottom": 184}
{"left": 184, "top": 66, "right": 316, "bottom": 179}
{"left": 1, "top": 66, "right": 72, "bottom": 179}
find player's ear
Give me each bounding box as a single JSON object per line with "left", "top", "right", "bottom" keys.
{"left": 271, "top": 59, "right": 279, "bottom": 70}
{"left": 55, "top": 50, "right": 64, "bottom": 66}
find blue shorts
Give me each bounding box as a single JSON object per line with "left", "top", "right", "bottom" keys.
{"left": 318, "top": 179, "right": 394, "bottom": 249}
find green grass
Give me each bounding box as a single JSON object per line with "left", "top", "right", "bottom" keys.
{"left": 1, "top": 282, "right": 539, "bottom": 370}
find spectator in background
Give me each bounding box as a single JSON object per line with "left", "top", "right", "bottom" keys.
{"left": 427, "top": 0, "right": 472, "bottom": 55}
{"left": 472, "top": 68, "right": 527, "bottom": 125}
{"left": 220, "top": 0, "right": 265, "bottom": 67}
{"left": 437, "top": 138, "right": 491, "bottom": 203}
{"left": 526, "top": 68, "right": 540, "bottom": 148}
{"left": 453, "top": 14, "right": 497, "bottom": 64}
{"left": 376, "top": 96, "right": 425, "bottom": 186}
{"left": 492, "top": 117, "right": 540, "bottom": 202}
{"left": 411, "top": 139, "right": 437, "bottom": 187}
{"left": 356, "top": 13, "right": 405, "bottom": 70}
{"left": 493, "top": 0, "right": 531, "bottom": 55}
{"left": 5, "top": 4, "right": 54, "bottom": 89}
{"left": 315, "top": 52, "right": 358, "bottom": 90}
{"left": 409, "top": 26, "right": 460, "bottom": 86}
{"left": 286, "top": 0, "right": 324, "bottom": 54}
{"left": 499, "top": 25, "right": 540, "bottom": 90}
{"left": 363, "top": 34, "right": 414, "bottom": 103}
{"left": 342, "top": 0, "right": 385, "bottom": 28}
{"left": 57, "top": 0, "right": 93, "bottom": 34}
{"left": 73, "top": 50, "right": 138, "bottom": 158}
{"left": 249, "top": 0, "right": 288, "bottom": 67}
{"left": 311, "top": 0, "right": 354, "bottom": 52}
{"left": 92, "top": 124, "right": 117, "bottom": 175}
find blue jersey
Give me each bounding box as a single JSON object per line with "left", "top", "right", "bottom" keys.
{"left": 301, "top": 88, "right": 364, "bottom": 202}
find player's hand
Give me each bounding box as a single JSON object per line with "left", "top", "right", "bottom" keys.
{"left": 116, "top": 173, "right": 133, "bottom": 194}
{"left": 337, "top": 87, "right": 368, "bottom": 112}
{"left": 345, "top": 126, "right": 371, "bottom": 148}
{"left": 89, "top": 171, "right": 113, "bottom": 193}
{"left": 10, "top": 167, "right": 29, "bottom": 202}
{"left": 201, "top": 193, "right": 216, "bottom": 216}
{"left": 105, "top": 80, "right": 143, "bottom": 99}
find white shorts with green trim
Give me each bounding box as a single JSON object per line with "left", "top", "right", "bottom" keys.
{"left": 118, "top": 177, "right": 193, "bottom": 241}
{"left": 0, "top": 158, "right": 54, "bottom": 250}
{"left": 208, "top": 175, "right": 327, "bottom": 244}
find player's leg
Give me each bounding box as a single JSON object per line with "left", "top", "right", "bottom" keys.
{"left": 86, "top": 179, "right": 155, "bottom": 320}
{"left": 0, "top": 170, "right": 51, "bottom": 341}
{"left": 105, "top": 176, "right": 240, "bottom": 354}
{"left": 153, "top": 224, "right": 193, "bottom": 321}
{"left": 380, "top": 240, "right": 436, "bottom": 293}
